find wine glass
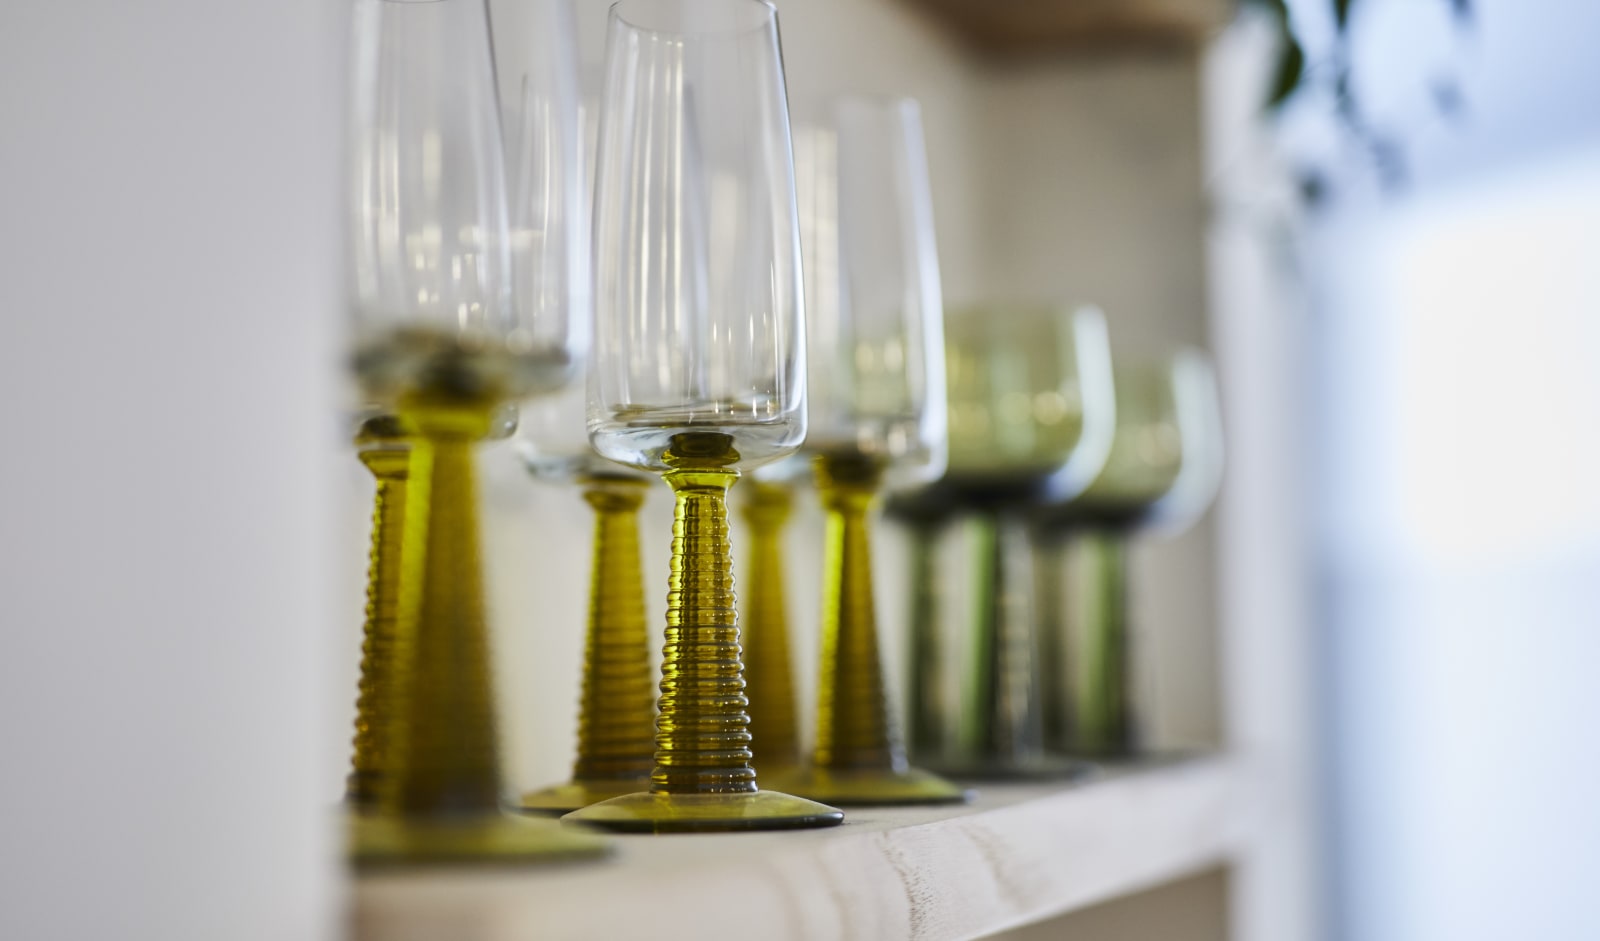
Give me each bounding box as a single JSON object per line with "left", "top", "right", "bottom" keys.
{"left": 565, "top": 0, "right": 843, "bottom": 833}
{"left": 491, "top": 0, "right": 659, "bottom": 817}
{"left": 771, "top": 97, "right": 966, "bottom": 806}
{"left": 725, "top": 118, "right": 839, "bottom": 779}
{"left": 344, "top": 0, "right": 605, "bottom": 863}
{"left": 1035, "top": 350, "right": 1224, "bottom": 759}
{"left": 889, "top": 304, "right": 1115, "bottom": 779}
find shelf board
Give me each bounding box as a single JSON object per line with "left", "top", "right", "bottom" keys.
{"left": 354, "top": 755, "right": 1241, "bottom": 941}
{"left": 902, "top": 0, "right": 1236, "bottom": 54}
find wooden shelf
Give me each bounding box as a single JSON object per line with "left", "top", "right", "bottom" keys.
{"left": 354, "top": 755, "right": 1242, "bottom": 941}
{"left": 900, "top": 0, "right": 1236, "bottom": 54}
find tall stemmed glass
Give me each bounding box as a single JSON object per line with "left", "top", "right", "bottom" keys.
{"left": 345, "top": 0, "right": 605, "bottom": 862}
{"left": 779, "top": 98, "right": 965, "bottom": 805}
{"left": 891, "top": 306, "right": 1115, "bottom": 779}
{"left": 498, "top": 0, "right": 657, "bottom": 817}
{"left": 727, "top": 115, "right": 849, "bottom": 779}
{"left": 1036, "top": 351, "right": 1223, "bottom": 758}
{"left": 566, "top": 0, "right": 843, "bottom": 833}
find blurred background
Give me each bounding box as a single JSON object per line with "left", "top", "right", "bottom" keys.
{"left": 1, "top": 0, "right": 1596, "bottom": 939}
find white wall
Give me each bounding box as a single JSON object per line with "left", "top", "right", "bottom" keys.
{"left": 1292, "top": 1, "right": 1600, "bottom": 939}
{"left": 0, "top": 2, "right": 346, "bottom": 940}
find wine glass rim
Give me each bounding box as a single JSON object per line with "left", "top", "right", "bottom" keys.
{"left": 610, "top": 0, "right": 777, "bottom": 37}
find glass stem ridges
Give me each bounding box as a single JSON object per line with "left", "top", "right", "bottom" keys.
{"left": 563, "top": 432, "right": 844, "bottom": 832}
{"left": 739, "top": 480, "right": 802, "bottom": 772}
{"left": 790, "top": 453, "right": 967, "bottom": 806}
{"left": 350, "top": 391, "right": 608, "bottom": 865}
{"left": 812, "top": 453, "right": 896, "bottom": 771}
{"left": 966, "top": 511, "right": 1043, "bottom": 765}
{"left": 518, "top": 475, "right": 656, "bottom": 813}
{"left": 347, "top": 420, "right": 410, "bottom": 810}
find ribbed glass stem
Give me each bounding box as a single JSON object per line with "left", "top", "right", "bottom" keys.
{"left": 739, "top": 481, "right": 801, "bottom": 771}
{"left": 905, "top": 519, "right": 948, "bottom": 761}
{"left": 347, "top": 438, "right": 410, "bottom": 809}
{"left": 1033, "top": 532, "right": 1072, "bottom": 755}
{"left": 1073, "top": 529, "right": 1134, "bottom": 755}
{"left": 968, "top": 512, "right": 1041, "bottom": 762}
{"left": 813, "top": 454, "right": 903, "bottom": 773}
{"left": 572, "top": 477, "right": 656, "bottom": 783}
{"left": 380, "top": 400, "right": 502, "bottom": 817}
{"left": 653, "top": 433, "right": 756, "bottom": 795}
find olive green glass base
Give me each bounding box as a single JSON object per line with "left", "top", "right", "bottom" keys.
{"left": 517, "top": 777, "right": 651, "bottom": 815}
{"left": 782, "top": 766, "right": 971, "bottom": 807}
{"left": 349, "top": 812, "right": 610, "bottom": 868}
{"left": 562, "top": 789, "right": 844, "bottom": 834}
{"left": 922, "top": 755, "right": 1098, "bottom": 784}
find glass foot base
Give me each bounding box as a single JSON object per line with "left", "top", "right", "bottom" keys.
{"left": 1060, "top": 746, "right": 1207, "bottom": 768}
{"left": 349, "top": 812, "right": 612, "bottom": 868}
{"left": 516, "top": 777, "right": 651, "bottom": 815}
{"left": 922, "top": 754, "right": 1100, "bottom": 783}
{"left": 562, "top": 789, "right": 844, "bottom": 833}
{"left": 782, "top": 765, "right": 973, "bottom": 807}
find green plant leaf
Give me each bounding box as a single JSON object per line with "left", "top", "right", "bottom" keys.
{"left": 1267, "top": 34, "right": 1307, "bottom": 109}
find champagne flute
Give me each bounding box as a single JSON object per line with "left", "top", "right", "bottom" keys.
{"left": 565, "top": 0, "right": 843, "bottom": 833}
{"left": 496, "top": 0, "right": 659, "bottom": 816}
{"left": 779, "top": 98, "right": 966, "bottom": 805}
{"left": 1036, "top": 350, "right": 1224, "bottom": 758}
{"left": 726, "top": 117, "right": 840, "bottom": 779}
{"left": 345, "top": 0, "right": 604, "bottom": 863}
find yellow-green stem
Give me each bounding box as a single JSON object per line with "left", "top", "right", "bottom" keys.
{"left": 347, "top": 430, "right": 410, "bottom": 809}
{"left": 653, "top": 433, "right": 756, "bottom": 795}
{"left": 812, "top": 454, "right": 903, "bottom": 773}
{"left": 571, "top": 477, "right": 655, "bottom": 783}
{"left": 739, "top": 481, "right": 801, "bottom": 771}
{"left": 380, "top": 399, "right": 502, "bottom": 818}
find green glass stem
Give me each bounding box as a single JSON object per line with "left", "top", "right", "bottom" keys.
{"left": 905, "top": 518, "right": 951, "bottom": 763}
{"left": 382, "top": 400, "right": 502, "bottom": 817}
{"left": 813, "top": 455, "right": 898, "bottom": 773}
{"left": 652, "top": 448, "right": 755, "bottom": 795}
{"left": 518, "top": 476, "right": 655, "bottom": 813}
{"left": 1069, "top": 529, "right": 1136, "bottom": 757}
{"left": 966, "top": 511, "right": 1043, "bottom": 764}
{"left": 347, "top": 424, "right": 409, "bottom": 810}
{"left": 572, "top": 478, "right": 656, "bottom": 782}
{"left": 1033, "top": 532, "right": 1072, "bottom": 757}
{"left": 778, "top": 454, "right": 965, "bottom": 806}
{"left": 739, "top": 480, "right": 801, "bottom": 772}
{"left": 351, "top": 395, "right": 610, "bottom": 864}
{"left": 564, "top": 433, "right": 844, "bottom": 832}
